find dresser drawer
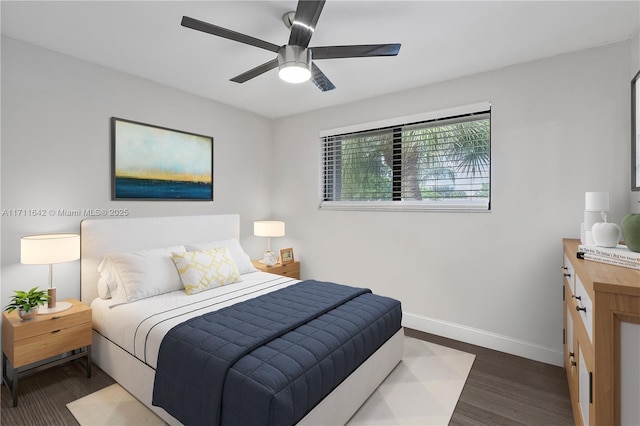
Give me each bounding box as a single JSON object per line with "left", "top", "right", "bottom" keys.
{"left": 563, "top": 253, "right": 576, "bottom": 295}
{"left": 563, "top": 254, "right": 575, "bottom": 295}
{"left": 578, "top": 345, "right": 591, "bottom": 426}
{"left": 11, "top": 321, "right": 91, "bottom": 368}
{"left": 574, "top": 275, "right": 593, "bottom": 343}
{"left": 566, "top": 300, "right": 574, "bottom": 355}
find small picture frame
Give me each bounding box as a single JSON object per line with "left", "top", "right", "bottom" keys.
{"left": 280, "top": 248, "right": 294, "bottom": 264}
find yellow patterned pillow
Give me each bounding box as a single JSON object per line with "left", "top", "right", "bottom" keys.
{"left": 172, "top": 247, "right": 240, "bottom": 295}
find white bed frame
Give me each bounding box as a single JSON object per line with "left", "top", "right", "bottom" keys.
{"left": 80, "top": 214, "right": 403, "bottom": 425}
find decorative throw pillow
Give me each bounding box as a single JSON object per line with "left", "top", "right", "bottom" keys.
{"left": 172, "top": 247, "right": 240, "bottom": 295}
{"left": 185, "top": 239, "right": 257, "bottom": 274}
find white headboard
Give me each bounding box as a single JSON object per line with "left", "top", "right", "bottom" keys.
{"left": 80, "top": 214, "right": 240, "bottom": 305}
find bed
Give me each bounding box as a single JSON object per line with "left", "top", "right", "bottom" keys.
{"left": 80, "top": 214, "right": 404, "bottom": 425}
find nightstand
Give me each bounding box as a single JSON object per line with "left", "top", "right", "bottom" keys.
{"left": 2, "top": 298, "right": 92, "bottom": 407}
{"left": 252, "top": 260, "right": 301, "bottom": 279}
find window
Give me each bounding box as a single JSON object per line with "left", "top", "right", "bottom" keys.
{"left": 320, "top": 103, "right": 491, "bottom": 211}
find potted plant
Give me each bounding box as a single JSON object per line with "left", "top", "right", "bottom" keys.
{"left": 4, "top": 287, "right": 50, "bottom": 321}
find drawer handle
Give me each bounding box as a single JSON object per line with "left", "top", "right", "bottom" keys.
{"left": 51, "top": 329, "right": 61, "bottom": 334}
{"left": 572, "top": 295, "right": 582, "bottom": 301}
{"left": 576, "top": 306, "right": 587, "bottom": 312}
{"left": 569, "top": 352, "right": 575, "bottom": 359}
{"left": 571, "top": 360, "right": 577, "bottom": 367}
{"left": 51, "top": 316, "right": 61, "bottom": 320}
{"left": 563, "top": 273, "right": 571, "bottom": 277}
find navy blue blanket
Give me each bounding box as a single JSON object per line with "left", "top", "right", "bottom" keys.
{"left": 152, "top": 280, "right": 400, "bottom": 426}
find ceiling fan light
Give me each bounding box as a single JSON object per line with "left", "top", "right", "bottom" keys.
{"left": 278, "top": 46, "right": 312, "bottom": 84}
{"left": 279, "top": 64, "right": 311, "bottom": 83}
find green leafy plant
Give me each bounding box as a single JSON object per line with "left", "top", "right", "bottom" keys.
{"left": 4, "top": 287, "right": 50, "bottom": 313}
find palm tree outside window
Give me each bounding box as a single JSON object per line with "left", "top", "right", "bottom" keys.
{"left": 321, "top": 104, "right": 491, "bottom": 212}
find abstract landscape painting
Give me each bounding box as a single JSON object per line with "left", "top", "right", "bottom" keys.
{"left": 112, "top": 118, "right": 213, "bottom": 200}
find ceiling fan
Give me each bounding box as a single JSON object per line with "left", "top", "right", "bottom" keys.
{"left": 181, "top": 0, "right": 401, "bottom": 91}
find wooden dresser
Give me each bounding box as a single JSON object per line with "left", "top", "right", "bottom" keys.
{"left": 562, "top": 239, "right": 640, "bottom": 425}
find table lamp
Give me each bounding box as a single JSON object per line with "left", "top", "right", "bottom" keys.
{"left": 254, "top": 221, "right": 285, "bottom": 266}
{"left": 20, "top": 233, "right": 80, "bottom": 314}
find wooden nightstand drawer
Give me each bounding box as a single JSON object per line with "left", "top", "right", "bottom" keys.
{"left": 11, "top": 322, "right": 92, "bottom": 368}
{"left": 252, "top": 260, "right": 301, "bottom": 279}
{"left": 278, "top": 262, "right": 300, "bottom": 278}
{"left": 2, "top": 299, "right": 92, "bottom": 367}
{"left": 2, "top": 298, "right": 92, "bottom": 406}
{"left": 8, "top": 307, "right": 91, "bottom": 342}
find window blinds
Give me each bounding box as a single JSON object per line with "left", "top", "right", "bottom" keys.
{"left": 321, "top": 108, "right": 491, "bottom": 212}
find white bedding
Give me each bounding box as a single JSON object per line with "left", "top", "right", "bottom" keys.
{"left": 91, "top": 271, "right": 298, "bottom": 369}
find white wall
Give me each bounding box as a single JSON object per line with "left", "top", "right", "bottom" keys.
{"left": 272, "top": 41, "right": 631, "bottom": 365}
{"left": 1, "top": 36, "right": 274, "bottom": 306}
{"left": 2, "top": 34, "right": 634, "bottom": 367}
{"left": 631, "top": 29, "right": 640, "bottom": 213}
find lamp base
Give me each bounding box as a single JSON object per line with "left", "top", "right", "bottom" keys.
{"left": 38, "top": 301, "right": 72, "bottom": 315}
{"left": 48, "top": 287, "right": 57, "bottom": 309}
{"left": 261, "top": 251, "right": 277, "bottom": 266}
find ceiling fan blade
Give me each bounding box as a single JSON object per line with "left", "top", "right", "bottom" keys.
{"left": 311, "top": 63, "right": 335, "bottom": 92}
{"left": 230, "top": 58, "right": 279, "bottom": 83}
{"left": 312, "top": 44, "right": 401, "bottom": 60}
{"left": 182, "top": 16, "right": 280, "bottom": 53}
{"left": 288, "top": 0, "right": 325, "bottom": 48}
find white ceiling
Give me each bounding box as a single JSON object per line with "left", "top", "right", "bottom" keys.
{"left": 2, "top": 1, "right": 639, "bottom": 119}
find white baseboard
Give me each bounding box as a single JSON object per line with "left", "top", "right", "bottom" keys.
{"left": 402, "top": 311, "right": 563, "bottom": 367}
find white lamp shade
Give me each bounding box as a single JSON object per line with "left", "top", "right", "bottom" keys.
{"left": 585, "top": 191, "right": 609, "bottom": 211}
{"left": 254, "top": 221, "right": 285, "bottom": 238}
{"left": 21, "top": 233, "right": 80, "bottom": 265}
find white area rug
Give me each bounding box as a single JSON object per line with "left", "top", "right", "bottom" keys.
{"left": 347, "top": 337, "right": 475, "bottom": 425}
{"left": 67, "top": 383, "right": 165, "bottom": 426}
{"left": 67, "top": 336, "right": 474, "bottom": 426}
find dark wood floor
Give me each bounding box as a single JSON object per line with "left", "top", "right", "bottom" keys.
{"left": 2, "top": 329, "right": 574, "bottom": 425}
{"left": 404, "top": 329, "right": 574, "bottom": 426}
{"left": 1, "top": 360, "right": 115, "bottom": 425}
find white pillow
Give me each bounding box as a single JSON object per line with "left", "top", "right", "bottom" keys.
{"left": 98, "top": 245, "right": 186, "bottom": 306}
{"left": 185, "top": 239, "right": 257, "bottom": 274}
{"left": 172, "top": 247, "right": 240, "bottom": 295}
{"left": 97, "top": 277, "right": 114, "bottom": 299}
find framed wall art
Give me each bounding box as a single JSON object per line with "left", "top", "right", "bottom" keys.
{"left": 633, "top": 70, "right": 640, "bottom": 191}
{"left": 111, "top": 117, "right": 213, "bottom": 200}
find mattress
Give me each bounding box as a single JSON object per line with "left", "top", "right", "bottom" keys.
{"left": 91, "top": 271, "right": 297, "bottom": 368}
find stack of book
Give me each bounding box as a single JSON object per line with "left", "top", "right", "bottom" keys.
{"left": 577, "top": 244, "right": 640, "bottom": 271}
